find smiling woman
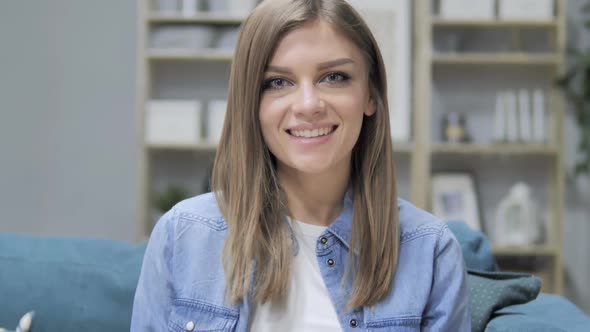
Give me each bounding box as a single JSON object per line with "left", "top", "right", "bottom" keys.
{"left": 131, "top": 1, "right": 471, "bottom": 331}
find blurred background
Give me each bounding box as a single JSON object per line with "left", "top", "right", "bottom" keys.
{"left": 0, "top": 0, "right": 588, "bottom": 316}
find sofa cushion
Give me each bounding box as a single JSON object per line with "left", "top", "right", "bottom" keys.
{"left": 0, "top": 232, "right": 147, "bottom": 332}
{"left": 447, "top": 220, "right": 497, "bottom": 272}
{"left": 467, "top": 270, "right": 541, "bottom": 332}
{"left": 485, "top": 294, "right": 590, "bottom": 332}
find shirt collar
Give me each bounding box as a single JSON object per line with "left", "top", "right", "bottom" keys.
{"left": 326, "top": 185, "right": 354, "bottom": 249}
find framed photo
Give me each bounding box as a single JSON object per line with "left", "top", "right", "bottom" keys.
{"left": 431, "top": 173, "right": 482, "bottom": 231}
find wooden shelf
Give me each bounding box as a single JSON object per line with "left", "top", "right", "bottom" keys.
{"left": 147, "top": 142, "right": 217, "bottom": 152}
{"left": 432, "top": 53, "right": 560, "bottom": 65}
{"left": 148, "top": 13, "right": 245, "bottom": 24}
{"left": 432, "top": 17, "right": 558, "bottom": 28}
{"left": 431, "top": 143, "right": 558, "bottom": 156}
{"left": 493, "top": 245, "right": 559, "bottom": 257}
{"left": 148, "top": 49, "right": 233, "bottom": 61}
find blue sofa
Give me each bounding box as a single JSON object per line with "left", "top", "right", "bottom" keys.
{"left": 0, "top": 222, "right": 588, "bottom": 331}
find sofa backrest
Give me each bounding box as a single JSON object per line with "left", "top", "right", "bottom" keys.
{"left": 0, "top": 232, "right": 147, "bottom": 332}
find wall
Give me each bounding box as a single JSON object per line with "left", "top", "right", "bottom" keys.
{"left": 563, "top": 0, "right": 590, "bottom": 315}
{"left": 0, "top": 0, "right": 138, "bottom": 241}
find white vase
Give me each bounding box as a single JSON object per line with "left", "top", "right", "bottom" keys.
{"left": 494, "top": 182, "right": 541, "bottom": 245}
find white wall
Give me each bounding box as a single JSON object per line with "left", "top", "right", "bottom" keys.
{"left": 563, "top": 0, "right": 590, "bottom": 315}
{"left": 0, "top": 0, "right": 138, "bottom": 241}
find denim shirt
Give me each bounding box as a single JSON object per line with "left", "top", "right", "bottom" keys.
{"left": 131, "top": 192, "right": 471, "bottom": 331}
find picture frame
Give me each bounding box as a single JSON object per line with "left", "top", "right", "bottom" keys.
{"left": 431, "top": 172, "right": 482, "bottom": 231}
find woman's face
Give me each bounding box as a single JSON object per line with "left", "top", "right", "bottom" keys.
{"left": 259, "top": 18, "right": 375, "bottom": 177}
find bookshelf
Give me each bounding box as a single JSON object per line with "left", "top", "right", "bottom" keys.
{"left": 414, "top": 0, "right": 566, "bottom": 293}
{"left": 137, "top": 0, "right": 567, "bottom": 294}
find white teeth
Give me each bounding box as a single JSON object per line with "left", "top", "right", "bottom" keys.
{"left": 290, "top": 127, "right": 334, "bottom": 138}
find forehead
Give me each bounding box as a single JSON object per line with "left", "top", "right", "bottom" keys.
{"left": 269, "top": 18, "right": 365, "bottom": 67}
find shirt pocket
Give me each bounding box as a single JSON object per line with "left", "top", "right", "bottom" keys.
{"left": 366, "top": 316, "right": 422, "bottom": 332}
{"left": 168, "top": 298, "right": 239, "bottom": 332}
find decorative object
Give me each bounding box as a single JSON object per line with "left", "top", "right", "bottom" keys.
{"left": 442, "top": 111, "right": 470, "bottom": 143}
{"left": 349, "top": 0, "right": 411, "bottom": 142}
{"left": 498, "top": 0, "right": 554, "bottom": 21}
{"left": 494, "top": 182, "right": 543, "bottom": 246}
{"left": 151, "top": 26, "right": 215, "bottom": 49}
{"left": 228, "top": 0, "right": 258, "bottom": 15}
{"left": 556, "top": 2, "right": 590, "bottom": 175}
{"left": 206, "top": 100, "right": 227, "bottom": 144}
{"left": 146, "top": 100, "right": 202, "bottom": 145}
{"left": 431, "top": 173, "right": 482, "bottom": 231}
{"left": 440, "top": 0, "right": 495, "bottom": 19}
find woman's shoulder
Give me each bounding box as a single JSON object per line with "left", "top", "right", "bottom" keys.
{"left": 397, "top": 198, "right": 449, "bottom": 243}
{"left": 148, "top": 192, "right": 228, "bottom": 251}
{"left": 169, "top": 192, "right": 227, "bottom": 230}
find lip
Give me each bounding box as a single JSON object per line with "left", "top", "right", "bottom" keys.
{"left": 285, "top": 125, "right": 338, "bottom": 147}
{"left": 285, "top": 123, "right": 339, "bottom": 132}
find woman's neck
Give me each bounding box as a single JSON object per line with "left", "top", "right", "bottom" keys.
{"left": 278, "top": 163, "right": 350, "bottom": 227}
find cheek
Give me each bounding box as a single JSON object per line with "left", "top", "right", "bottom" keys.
{"left": 258, "top": 98, "right": 282, "bottom": 146}
{"left": 258, "top": 99, "right": 273, "bottom": 132}
{"left": 332, "top": 92, "right": 370, "bottom": 121}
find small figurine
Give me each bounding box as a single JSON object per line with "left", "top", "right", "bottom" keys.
{"left": 442, "top": 111, "right": 470, "bottom": 143}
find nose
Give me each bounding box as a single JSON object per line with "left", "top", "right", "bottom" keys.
{"left": 291, "top": 82, "right": 325, "bottom": 119}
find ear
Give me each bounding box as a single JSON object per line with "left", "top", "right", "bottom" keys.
{"left": 364, "top": 97, "right": 376, "bottom": 117}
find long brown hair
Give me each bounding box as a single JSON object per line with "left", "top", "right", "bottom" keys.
{"left": 211, "top": 0, "right": 399, "bottom": 309}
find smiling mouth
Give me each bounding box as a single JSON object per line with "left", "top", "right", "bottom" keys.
{"left": 286, "top": 125, "right": 338, "bottom": 138}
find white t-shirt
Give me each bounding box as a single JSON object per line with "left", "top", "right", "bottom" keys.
{"left": 249, "top": 219, "right": 343, "bottom": 331}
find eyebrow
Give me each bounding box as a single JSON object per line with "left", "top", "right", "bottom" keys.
{"left": 265, "top": 58, "right": 355, "bottom": 74}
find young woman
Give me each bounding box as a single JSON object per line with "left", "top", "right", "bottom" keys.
{"left": 132, "top": 0, "right": 470, "bottom": 331}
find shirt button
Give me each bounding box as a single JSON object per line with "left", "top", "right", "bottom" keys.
{"left": 327, "top": 258, "right": 335, "bottom": 266}
{"left": 185, "top": 321, "right": 195, "bottom": 331}
{"left": 350, "top": 318, "right": 358, "bottom": 327}
{"left": 320, "top": 237, "right": 328, "bottom": 244}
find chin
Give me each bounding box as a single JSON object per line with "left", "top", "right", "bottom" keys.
{"left": 283, "top": 156, "right": 340, "bottom": 175}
